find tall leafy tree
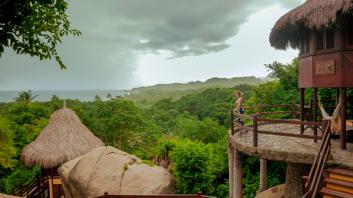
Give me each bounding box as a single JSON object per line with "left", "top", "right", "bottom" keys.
{"left": 0, "top": 0, "right": 81, "bottom": 69}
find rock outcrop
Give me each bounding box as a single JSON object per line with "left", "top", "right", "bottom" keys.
{"left": 58, "top": 146, "right": 174, "bottom": 198}
{"left": 0, "top": 193, "right": 23, "bottom": 198}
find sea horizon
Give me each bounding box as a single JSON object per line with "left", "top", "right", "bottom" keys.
{"left": 0, "top": 90, "right": 127, "bottom": 102}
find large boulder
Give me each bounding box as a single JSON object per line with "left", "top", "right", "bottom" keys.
{"left": 0, "top": 194, "right": 23, "bottom": 198}
{"left": 58, "top": 146, "right": 174, "bottom": 198}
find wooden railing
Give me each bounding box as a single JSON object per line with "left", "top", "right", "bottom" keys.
{"left": 302, "top": 120, "right": 331, "bottom": 198}
{"left": 95, "top": 193, "right": 212, "bottom": 198}
{"left": 230, "top": 104, "right": 323, "bottom": 147}
{"left": 12, "top": 172, "right": 48, "bottom": 198}
{"left": 244, "top": 104, "right": 298, "bottom": 119}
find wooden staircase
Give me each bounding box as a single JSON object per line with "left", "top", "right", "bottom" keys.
{"left": 321, "top": 168, "right": 353, "bottom": 198}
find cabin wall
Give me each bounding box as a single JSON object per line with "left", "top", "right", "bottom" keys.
{"left": 299, "top": 51, "right": 353, "bottom": 88}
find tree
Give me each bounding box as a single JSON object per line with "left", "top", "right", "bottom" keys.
{"left": 0, "top": 0, "right": 81, "bottom": 69}
{"left": 265, "top": 59, "right": 298, "bottom": 90}
{"left": 14, "top": 91, "right": 38, "bottom": 103}
{"left": 94, "top": 95, "right": 102, "bottom": 102}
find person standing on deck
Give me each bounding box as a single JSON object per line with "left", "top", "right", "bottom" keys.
{"left": 234, "top": 91, "right": 244, "bottom": 125}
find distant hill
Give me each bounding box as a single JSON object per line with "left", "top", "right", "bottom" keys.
{"left": 125, "top": 76, "right": 264, "bottom": 107}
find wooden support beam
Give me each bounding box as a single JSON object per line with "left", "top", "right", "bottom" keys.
{"left": 341, "top": 88, "right": 347, "bottom": 150}
{"left": 228, "top": 141, "right": 235, "bottom": 198}
{"left": 300, "top": 88, "right": 305, "bottom": 134}
{"left": 259, "top": 159, "right": 267, "bottom": 192}
{"left": 313, "top": 88, "right": 318, "bottom": 142}
{"left": 234, "top": 150, "right": 243, "bottom": 198}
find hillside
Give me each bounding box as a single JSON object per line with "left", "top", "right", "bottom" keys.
{"left": 125, "top": 76, "right": 264, "bottom": 106}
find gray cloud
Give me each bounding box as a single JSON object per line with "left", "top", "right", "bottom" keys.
{"left": 0, "top": 0, "right": 303, "bottom": 90}
{"left": 68, "top": 0, "right": 302, "bottom": 58}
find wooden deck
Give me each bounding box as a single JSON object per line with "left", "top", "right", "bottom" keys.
{"left": 229, "top": 123, "right": 353, "bottom": 168}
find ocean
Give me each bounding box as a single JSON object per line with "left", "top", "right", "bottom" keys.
{"left": 0, "top": 90, "right": 127, "bottom": 102}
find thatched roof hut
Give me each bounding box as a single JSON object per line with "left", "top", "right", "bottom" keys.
{"left": 270, "top": 0, "right": 353, "bottom": 49}
{"left": 21, "top": 108, "right": 104, "bottom": 169}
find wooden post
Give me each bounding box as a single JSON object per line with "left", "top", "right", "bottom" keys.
{"left": 228, "top": 141, "right": 235, "bottom": 198}
{"left": 313, "top": 88, "right": 318, "bottom": 142}
{"left": 259, "top": 159, "right": 268, "bottom": 192}
{"left": 341, "top": 88, "right": 347, "bottom": 150}
{"left": 292, "top": 103, "right": 296, "bottom": 119}
{"left": 48, "top": 177, "right": 53, "bottom": 198}
{"left": 253, "top": 115, "right": 258, "bottom": 147}
{"left": 300, "top": 88, "right": 305, "bottom": 134}
{"left": 230, "top": 110, "right": 234, "bottom": 135}
{"left": 234, "top": 149, "right": 243, "bottom": 198}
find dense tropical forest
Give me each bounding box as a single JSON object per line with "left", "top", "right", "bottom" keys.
{"left": 1, "top": 59, "right": 352, "bottom": 198}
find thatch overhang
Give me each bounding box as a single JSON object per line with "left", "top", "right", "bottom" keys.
{"left": 270, "top": 0, "right": 353, "bottom": 50}
{"left": 21, "top": 108, "right": 104, "bottom": 169}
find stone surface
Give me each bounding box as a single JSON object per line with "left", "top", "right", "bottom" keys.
{"left": 58, "top": 146, "right": 174, "bottom": 198}
{"left": 229, "top": 123, "right": 353, "bottom": 168}
{"left": 0, "top": 194, "right": 23, "bottom": 198}
{"left": 255, "top": 184, "right": 285, "bottom": 198}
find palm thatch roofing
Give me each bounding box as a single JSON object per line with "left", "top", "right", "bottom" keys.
{"left": 21, "top": 108, "right": 104, "bottom": 169}
{"left": 270, "top": 0, "right": 353, "bottom": 50}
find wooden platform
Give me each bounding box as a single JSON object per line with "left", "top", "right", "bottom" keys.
{"left": 229, "top": 123, "right": 353, "bottom": 168}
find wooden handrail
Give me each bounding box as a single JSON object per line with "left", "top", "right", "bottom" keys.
{"left": 95, "top": 194, "right": 213, "bottom": 198}
{"left": 257, "top": 130, "right": 322, "bottom": 140}
{"left": 257, "top": 118, "right": 321, "bottom": 127}
{"left": 302, "top": 120, "right": 331, "bottom": 198}
{"left": 230, "top": 107, "right": 325, "bottom": 148}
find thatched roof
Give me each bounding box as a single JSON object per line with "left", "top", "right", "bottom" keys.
{"left": 270, "top": 0, "right": 353, "bottom": 49}
{"left": 21, "top": 108, "right": 104, "bottom": 169}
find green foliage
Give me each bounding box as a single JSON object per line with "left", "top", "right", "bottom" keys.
{"left": 170, "top": 139, "right": 214, "bottom": 194}
{"left": 0, "top": 164, "right": 40, "bottom": 194}
{"left": 0, "top": 117, "right": 16, "bottom": 169}
{"left": 74, "top": 98, "right": 148, "bottom": 153}
{"left": 172, "top": 114, "right": 227, "bottom": 143}
{"left": 0, "top": 0, "right": 81, "bottom": 69}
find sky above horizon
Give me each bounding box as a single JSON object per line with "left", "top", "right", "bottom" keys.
{"left": 0, "top": 0, "right": 304, "bottom": 91}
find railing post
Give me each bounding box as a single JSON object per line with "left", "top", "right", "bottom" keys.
{"left": 230, "top": 110, "right": 234, "bottom": 135}
{"left": 340, "top": 88, "right": 347, "bottom": 150}
{"left": 300, "top": 88, "right": 305, "bottom": 135}
{"left": 292, "top": 103, "right": 296, "bottom": 119}
{"left": 313, "top": 88, "right": 318, "bottom": 143}
{"left": 253, "top": 115, "right": 258, "bottom": 147}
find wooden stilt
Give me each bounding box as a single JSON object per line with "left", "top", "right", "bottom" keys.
{"left": 234, "top": 149, "right": 242, "bottom": 198}
{"left": 341, "top": 88, "right": 347, "bottom": 150}
{"left": 313, "top": 88, "right": 318, "bottom": 142}
{"left": 300, "top": 88, "right": 305, "bottom": 134}
{"left": 259, "top": 159, "right": 267, "bottom": 192}
{"left": 228, "top": 141, "right": 235, "bottom": 198}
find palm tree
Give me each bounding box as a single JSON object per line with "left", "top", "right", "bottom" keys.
{"left": 14, "top": 90, "right": 38, "bottom": 103}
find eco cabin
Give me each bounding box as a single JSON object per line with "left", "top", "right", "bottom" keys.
{"left": 229, "top": 1, "right": 353, "bottom": 198}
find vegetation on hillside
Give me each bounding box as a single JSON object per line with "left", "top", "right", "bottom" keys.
{"left": 125, "top": 76, "right": 264, "bottom": 107}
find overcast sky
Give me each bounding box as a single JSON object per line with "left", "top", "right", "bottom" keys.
{"left": 0, "top": 0, "right": 303, "bottom": 91}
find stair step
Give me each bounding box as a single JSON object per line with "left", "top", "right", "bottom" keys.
{"left": 324, "top": 178, "right": 353, "bottom": 194}
{"left": 321, "top": 187, "right": 353, "bottom": 198}
{"left": 327, "top": 168, "right": 353, "bottom": 183}
{"left": 327, "top": 168, "right": 353, "bottom": 177}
